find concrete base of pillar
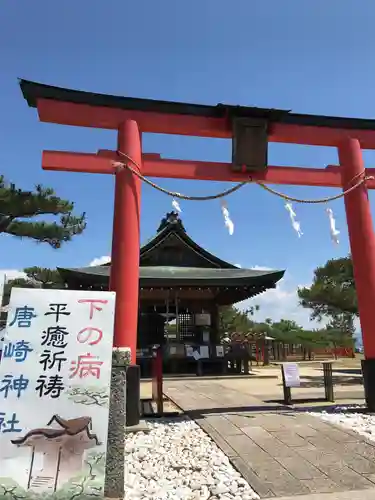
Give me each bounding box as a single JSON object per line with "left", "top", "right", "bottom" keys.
{"left": 362, "top": 359, "right": 375, "bottom": 411}
{"left": 125, "top": 419, "right": 150, "bottom": 433}
{"left": 104, "top": 348, "right": 129, "bottom": 498}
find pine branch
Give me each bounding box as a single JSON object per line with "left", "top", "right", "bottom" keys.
{"left": 0, "top": 178, "right": 72, "bottom": 218}
{"left": 6, "top": 214, "right": 86, "bottom": 249}
{"left": 0, "top": 175, "right": 87, "bottom": 247}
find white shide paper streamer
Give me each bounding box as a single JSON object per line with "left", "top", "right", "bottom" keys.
{"left": 326, "top": 207, "right": 340, "bottom": 244}
{"left": 220, "top": 200, "right": 234, "bottom": 235}
{"left": 285, "top": 202, "right": 303, "bottom": 238}
{"left": 172, "top": 197, "right": 182, "bottom": 213}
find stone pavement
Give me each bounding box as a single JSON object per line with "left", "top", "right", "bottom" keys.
{"left": 275, "top": 489, "right": 375, "bottom": 500}
{"left": 164, "top": 379, "right": 375, "bottom": 498}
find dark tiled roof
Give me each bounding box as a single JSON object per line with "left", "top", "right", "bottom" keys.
{"left": 20, "top": 79, "right": 375, "bottom": 131}
{"left": 139, "top": 212, "right": 237, "bottom": 269}
{"left": 58, "top": 265, "right": 284, "bottom": 287}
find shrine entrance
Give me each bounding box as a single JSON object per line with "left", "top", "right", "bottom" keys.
{"left": 19, "top": 79, "right": 375, "bottom": 409}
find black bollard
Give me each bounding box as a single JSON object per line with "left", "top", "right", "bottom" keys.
{"left": 362, "top": 359, "right": 375, "bottom": 411}
{"left": 126, "top": 364, "right": 141, "bottom": 427}
{"left": 323, "top": 362, "right": 334, "bottom": 402}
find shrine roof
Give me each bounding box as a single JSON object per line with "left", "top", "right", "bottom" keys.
{"left": 20, "top": 79, "right": 375, "bottom": 131}
{"left": 58, "top": 265, "right": 284, "bottom": 287}
{"left": 58, "top": 212, "right": 285, "bottom": 290}
{"left": 139, "top": 211, "right": 237, "bottom": 269}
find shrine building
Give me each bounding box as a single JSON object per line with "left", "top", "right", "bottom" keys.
{"left": 58, "top": 212, "right": 284, "bottom": 374}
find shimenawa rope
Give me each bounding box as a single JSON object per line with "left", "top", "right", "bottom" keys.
{"left": 114, "top": 151, "right": 374, "bottom": 204}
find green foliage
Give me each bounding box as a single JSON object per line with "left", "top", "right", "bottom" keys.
{"left": 0, "top": 175, "right": 86, "bottom": 248}
{"left": 218, "top": 305, "right": 353, "bottom": 353}
{"left": 298, "top": 256, "right": 357, "bottom": 334}
{"left": 22, "top": 267, "right": 64, "bottom": 288}
{"left": 270, "top": 319, "right": 302, "bottom": 342}
{"left": 218, "top": 304, "right": 259, "bottom": 336}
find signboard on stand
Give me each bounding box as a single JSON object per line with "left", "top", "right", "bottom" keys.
{"left": 0, "top": 287, "right": 115, "bottom": 498}
{"left": 282, "top": 363, "right": 301, "bottom": 388}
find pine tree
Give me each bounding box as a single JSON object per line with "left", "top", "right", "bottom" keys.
{"left": 0, "top": 175, "right": 86, "bottom": 248}
{"left": 298, "top": 256, "right": 357, "bottom": 334}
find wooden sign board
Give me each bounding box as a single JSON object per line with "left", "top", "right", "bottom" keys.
{"left": 0, "top": 287, "right": 115, "bottom": 499}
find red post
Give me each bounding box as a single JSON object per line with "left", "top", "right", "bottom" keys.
{"left": 338, "top": 138, "right": 375, "bottom": 408}
{"left": 152, "top": 346, "right": 163, "bottom": 415}
{"left": 338, "top": 139, "right": 375, "bottom": 356}
{"left": 110, "top": 120, "right": 141, "bottom": 363}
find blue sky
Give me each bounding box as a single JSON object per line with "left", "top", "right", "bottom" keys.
{"left": 0, "top": 0, "right": 374, "bottom": 327}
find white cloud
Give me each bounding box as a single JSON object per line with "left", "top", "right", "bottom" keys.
{"left": 237, "top": 267, "right": 322, "bottom": 329}
{"left": 250, "top": 265, "right": 273, "bottom": 271}
{"left": 89, "top": 256, "right": 111, "bottom": 267}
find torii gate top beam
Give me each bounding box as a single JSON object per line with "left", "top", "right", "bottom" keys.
{"left": 19, "top": 79, "right": 375, "bottom": 149}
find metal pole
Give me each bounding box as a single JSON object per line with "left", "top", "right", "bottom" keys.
{"left": 165, "top": 290, "right": 170, "bottom": 343}
{"left": 175, "top": 291, "right": 180, "bottom": 342}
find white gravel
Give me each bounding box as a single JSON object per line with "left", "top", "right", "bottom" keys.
{"left": 309, "top": 405, "right": 375, "bottom": 442}
{"left": 125, "top": 417, "right": 259, "bottom": 500}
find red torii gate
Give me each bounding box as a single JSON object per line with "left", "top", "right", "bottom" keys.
{"left": 20, "top": 80, "right": 375, "bottom": 408}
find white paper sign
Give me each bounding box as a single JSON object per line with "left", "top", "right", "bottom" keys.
{"left": 186, "top": 346, "right": 194, "bottom": 357}
{"left": 202, "top": 331, "right": 210, "bottom": 343}
{"left": 216, "top": 345, "right": 224, "bottom": 358}
{"left": 283, "top": 363, "right": 300, "bottom": 388}
{"left": 199, "top": 345, "right": 209, "bottom": 359}
{"left": 0, "top": 287, "right": 115, "bottom": 498}
{"left": 195, "top": 314, "right": 211, "bottom": 326}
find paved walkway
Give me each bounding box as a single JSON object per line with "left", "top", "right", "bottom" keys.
{"left": 164, "top": 379, "right": 375, "bottom": 498}
{"left": 275, "top": 490, "right": 375, "bottom": 500}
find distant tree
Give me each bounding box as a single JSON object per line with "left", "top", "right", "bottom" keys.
{"left": 218, "top": 304, "right": 259, "bottom": 337}
{"left": 298, "top": 256, "right": 357, "bottom": 335}
{"left": 21, "top": 266, "right": 64, "bottom": 288}
{"left": 0, "top": 175, "right": 86, "bottom": 248}
{"left": 2, "top": 267, "right": 64, "bottom": 307}
{"left": 324, "top": 326, "right": 355, "bottom": 358}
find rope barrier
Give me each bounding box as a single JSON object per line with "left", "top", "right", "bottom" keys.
{"left": 113, "top": 153, "right": 248, "bottom": 201}
{"left": 114, "top": 151, "right": 374, "bottom": 204}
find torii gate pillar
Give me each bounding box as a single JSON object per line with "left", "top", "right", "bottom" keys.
{"left": 339, "top": 138, "right": 375, "bottom": 409}
{"left": 110, "top": 120, "right": 141, "bottom": 364}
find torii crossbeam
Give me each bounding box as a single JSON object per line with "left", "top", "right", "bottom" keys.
{"left": 19, "top": 80, "right": 375, "bottom": 408}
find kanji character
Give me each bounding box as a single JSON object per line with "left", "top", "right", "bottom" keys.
{"left": 9, "top": 306, "right": 36, "bottom": 328}
{"left": 44, "top": 303, "right": 71, "bottom": 322}
{"left": 41, "top": 325, "right": 69, "bottom": 348}
{"left": 0, "top": 374, "right": 29, "bottom": 398}
{"left": 77, "top": 327, "right": 102, "bottom": 346}
{"left": 39, "top": 350, "right": 67, "bottom": 371}
{"left": 0, "top": 412, "right": 22, "bottom": 433}
{"left": 78, "top": 299, "right": 108, "bottom": 319}
{"left": 69, "top": 353, "right": 103, "bottom": 379}
{"left": 3, "top": 341, "right": 33, "bottom": 363}
{"left": 35, "top": 374, "right": 65, "bottom": 398}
